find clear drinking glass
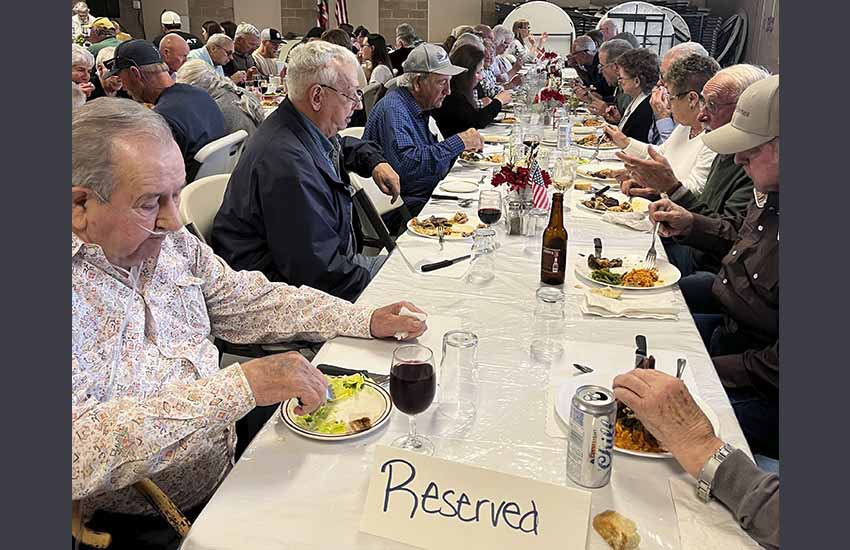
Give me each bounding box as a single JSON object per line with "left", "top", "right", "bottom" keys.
{"left": 524, "top": 207, "right": 550, "bottom": 256}
{"left": 530, "top": 287, "right": 566, "bottom": 361}
{"left": 466, "top": 228, "right": 496, "bottom": 284}
{"left": 437, "top": 331, "right": 479, "bottom": 421}
{"left": 390, "top": 344, "right": 437, "bottom": 455}
{"left": 552, "top": 146, "right": 579, "bottom": 192}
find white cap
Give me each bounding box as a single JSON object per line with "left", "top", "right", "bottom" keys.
{"left": 703, "top": 75, "right": 779, "bottom": 155}
{"left": 161, "top": 11, "right": 182, "bottom": 26}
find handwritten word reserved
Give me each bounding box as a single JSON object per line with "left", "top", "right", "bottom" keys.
{"left": 380, "top": 459, "right": 539, "bottom": 535}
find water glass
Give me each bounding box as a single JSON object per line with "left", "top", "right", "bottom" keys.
{"left": 552, "top": 147, "right": 579, "bottom": 192}
{"left": 390, "top": 344, "right": 437, "bottom": 455}
{"left": 437, "top": 331, "right": 479, "bottom": 421}
{"left": 467, "top": 228, "right": 496, "bottom": 284}
{"left": 530, "top": 287, "right": 566, "bottom": 361}
{"left": 524, "top": 208, "right": 550, "bottom": 256}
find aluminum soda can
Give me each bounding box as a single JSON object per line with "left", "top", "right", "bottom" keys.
{"left": 566, "top": 385, "right": 616, "bottom": 488}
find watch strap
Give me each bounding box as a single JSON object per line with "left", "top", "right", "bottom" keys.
{"left": 696, "top": 443, "right": 734, "bottom": 502}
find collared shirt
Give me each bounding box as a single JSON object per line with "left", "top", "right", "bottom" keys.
{"left": 363, "top": 87, "right": 465, "bottom": 207}
{"left": 224, "top": 50, "right": 257, "bottom": 77}
{"left": 72, "top": 229, "right": 373, "bottom": 514}
{"left": 187, "top": 46, "right": 225, "bottom": 77}
{"left": 649, "top": 116, "right": 676, "bottom": 145}
{"left": 619, "top": 92, "right": 649, "bottom": 130}
{"left": 685, "top": 191, "right": 778, "bottom": 397}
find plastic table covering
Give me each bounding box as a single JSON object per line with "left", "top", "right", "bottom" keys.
{"left": 180, "top": 124, "right": 752, "bottom": 550}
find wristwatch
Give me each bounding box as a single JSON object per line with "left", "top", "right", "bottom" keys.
{"left": 696, "top": 443, "right": 735, "bottom": 502}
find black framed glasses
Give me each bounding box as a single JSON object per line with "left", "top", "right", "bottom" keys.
{"left": 697, "top": 94, "right": 737, "bottom": 114}
{"left": 599, "top": 61, "right": 618, "bottom": 71}
{"left": 213, "top": 45, "right": 235, "bottom": 59}
{"left": 103, "top": 56, "right": 139, "bottom": 72}
{"left": 568, "top": 49, "right": 592, "bottom": 58}
{"left": 320, "top": 84, "right": 364, "bottom": 106}
{"left": 617, "top": 74, "right": 638, "bottom": 83}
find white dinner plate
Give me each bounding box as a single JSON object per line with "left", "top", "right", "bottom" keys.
{"left": 575, "top": 254, "right": 682, "bottom": 291}
{"left": 575, "top": 190, "right": 632, "bottom": 215}
{"left": 575, "top": 140, "right": 620, "bottom": 151}
{"left": 280, "top": 380, "right": 393, "bottom": 441}
{"left": 406, "top": 213, "right": 481, "bottom": 240}
{"left": 439, "top": 180, "right": 479, "bottom": 194}
{"left": 554, "top": 376, "right": 720, "bottom": 459}
{"left": 481, "top": 134, "right": 510, "bottom": 143}
{"left": 576, "top": 163, "right": 622, "bottom": 183}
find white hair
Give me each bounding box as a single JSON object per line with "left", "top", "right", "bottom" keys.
{"left": 73, "top": 2, "right": 89, "bottom": 14}
{"left": 714, "top": 64, "right": 771, "bottom": 98}
{"left": 175, "top": 59, "right": 264, "bottom": 125}
{"left": 599, "top": 18, "right": 620, "bottom": 34}
{"left": 235, "top": 22, "right": 260, "bottom": 39}
{"left": 207, "top": 33, "right": 233, "bottom": 49}
{"left": 285, "top": 41, "right": 359, "bottom": 101}
{"left": 665, "top": 41, "right": 710, "bottom": 63}
{"left": 573, "top": 35, "right": 597, "bottom": 53}
{"left": 493, "top": 25, "right": 513, "bottom": 46}
{"left": 71, "top": 82, "right": 86, "bottom": 110}
{"left": 95, "top": 47, "right": 116, "bottom": 71}
{"left": 72, "top": 43, "right": 94, "bottom": 70}
{"left": 72, "top": 98, "right": 174, "bottom": 201}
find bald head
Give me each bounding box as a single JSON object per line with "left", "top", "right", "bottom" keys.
{"left": 661, "top": 41, "right": 710, "bottom": 81}
{"left": 474, "top": 24, "right": 494, "bottom": 42}
{"left": 159, "top": 33, "right": 190, "bottom": 74}
{"left": 599, "top": 19, "right": 619, "bottom": 41}
{"left": 573, "top": 36, "right": 597, "bottom": 54}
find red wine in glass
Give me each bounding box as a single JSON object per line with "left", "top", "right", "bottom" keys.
{"left": 390, "top": 361, "right": 436, "bottom": 415}
{"left": 477, "top": 208, "right": 503, "bottom": 225}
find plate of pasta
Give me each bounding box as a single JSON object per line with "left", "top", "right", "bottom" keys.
{"left": 575, "top": 254, "right": 681, "bottom": 290}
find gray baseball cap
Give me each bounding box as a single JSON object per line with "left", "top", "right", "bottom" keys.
{"left": 402, "top": 43, "right": 466, "bottom": 76}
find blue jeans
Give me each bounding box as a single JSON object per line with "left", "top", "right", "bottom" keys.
{"left": 727, "top": 387, "right": 779, "bottom": 459}
{"left": 663, "top": 239, "right": 700, "bottom": 276}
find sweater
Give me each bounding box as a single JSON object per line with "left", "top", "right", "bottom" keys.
{"left": 623, "top": 124, "right": 717, "bottom": 194}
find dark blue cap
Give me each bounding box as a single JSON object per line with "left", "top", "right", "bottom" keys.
{"left": 103, "top": 39, "right": 163, "bottom": 79}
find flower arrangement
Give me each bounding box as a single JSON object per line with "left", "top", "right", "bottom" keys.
{"left": 533, "top": 87, "right": 567, "bottom": 112}
{"left": 491, "top": 161, "right": 552, "bottom": 194}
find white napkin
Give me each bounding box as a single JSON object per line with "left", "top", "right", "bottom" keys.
{"left": 580, "top": 289, "right": 680, "bottom": 320}
{"left": 669, "top": 477, "right": 763, "bottom": 549}
{"left": 600, "top": 210, "right": 653, "bottom": 232}
{"left": 394, "top": 306, "right": 428, "bottom": 340}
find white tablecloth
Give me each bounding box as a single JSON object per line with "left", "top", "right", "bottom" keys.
{"left": 180, "top": 122, "right": 753, "bottom": 550}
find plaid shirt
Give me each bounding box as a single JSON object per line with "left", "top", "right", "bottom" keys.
{"left": 479, "top": 67, "right": 503, "bottom": 98}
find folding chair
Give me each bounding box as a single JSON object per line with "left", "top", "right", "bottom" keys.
{"left": 190, "top": 130, "right": 248, "bottom": 182}
{"left": 178, "top": 174, "right": 230, "bottom": 244}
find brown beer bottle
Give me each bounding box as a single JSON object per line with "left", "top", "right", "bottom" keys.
{"left": 540, "top": 192, "right": 567, "bottom": 285}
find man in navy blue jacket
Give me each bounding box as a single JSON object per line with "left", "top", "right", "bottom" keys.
{"left": 212, "top": 42, "right": 400, "bottom": 302}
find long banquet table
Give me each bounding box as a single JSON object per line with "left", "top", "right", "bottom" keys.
{"left": 180, "top": 121, "right": 754, "bottom": 550}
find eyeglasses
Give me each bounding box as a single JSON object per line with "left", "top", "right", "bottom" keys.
{"left": 320, "top": 84, "right": 364, "bottom": 106}
{"left": 568, "top": 49, "right": 592, "bottom": 58}
{"left": 670, "top": 90, "right": 698, "bottom": 100}
{"left": 213, "top": 45, "right": 234, "bottom": 58}
{"left": 102, "top": 56, "right": 139, "bottom": 72}
{"left": 698, "top": 95, "right": 737, "bottom": 114}
{"left": 617, "top": 74, "right": 638, "bottom": 83}
{"left": 599, "top": 61, "right": 617, "bottom": 71}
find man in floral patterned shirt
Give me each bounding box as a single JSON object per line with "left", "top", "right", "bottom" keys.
{"left": 71, "top": 98, "right": 427, "bottom": 545}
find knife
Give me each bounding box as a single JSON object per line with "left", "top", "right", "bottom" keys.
{"left": 420, "top": 254, "right": 472, "bottom": 272}
{"left": 430, "top": 193, "right": 461, "bottom": 201}
{"left": 594, "top": 238, "right": 602, "bottom": 259}
{"left": 594, "top": 185, "right": 611, "bottom": 197}
{"left": 635, "top": 335, "right": 647, "bottom": 368}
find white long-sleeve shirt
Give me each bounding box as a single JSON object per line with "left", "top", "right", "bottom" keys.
{"left": 622, "top": 123, "right": 717, "bottom": 194}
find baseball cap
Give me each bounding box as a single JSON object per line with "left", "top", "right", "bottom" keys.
{"left": 90, "top": 17, "right": 115, "bottom": 30}
{"left": 103, "top": 39, "right": 163, "bottom": 79}
{"left": 402, "top": 43, "right": 466, "bottom": 76}
{"left": 703, "top": 75, "right": 779, "bottom": 155}
{"left": 161, "top": 11, "right": 182, "bottom": 26}
{"left": 260, "top": 28, "right": 284, "bottom": 43}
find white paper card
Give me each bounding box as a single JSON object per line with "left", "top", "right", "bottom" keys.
{"left": 360, "top": 446, "right": 591, "bottom": 549}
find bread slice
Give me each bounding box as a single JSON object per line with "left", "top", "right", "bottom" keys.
{"left": 592, "top": 510, "right": 641, "bottom": 550}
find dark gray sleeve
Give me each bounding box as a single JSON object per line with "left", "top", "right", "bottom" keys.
{"left": 712, "top": 450, "right": 779, "bottom": 549}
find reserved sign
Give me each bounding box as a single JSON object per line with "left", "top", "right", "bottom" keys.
{"left": 360, "top": 446, "right": 591, "bottom": 549}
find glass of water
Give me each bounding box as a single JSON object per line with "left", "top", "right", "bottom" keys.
{"left": 530, "top": 287, "right": 566, "bottom": 362}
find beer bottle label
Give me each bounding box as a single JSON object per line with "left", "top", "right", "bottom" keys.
{"left": 542, "top": 247, "right": 564, "bottom": 274}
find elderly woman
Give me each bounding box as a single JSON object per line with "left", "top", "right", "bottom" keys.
{"left": 432, "top": 45, "right": 511, "bottom": 147}
{"left": 507, "top": 19, "right": 547, "bottom": 63}
{"left": 72, "top": 44, "right": 95, "bottom": 98}
{"left": 492, "top": 25, "right": 523, "bottom": 86}
{"left": 89, "top": 47, "right": 127, "bottom": 100}
{"left": 613, "top": 48, "right": 660, "bottom": 141}
{"left": 605, "top": 54, "right": 720, "bottom": 195}
{"left": 176, "top": 59, "right": 263, "bottom": 137}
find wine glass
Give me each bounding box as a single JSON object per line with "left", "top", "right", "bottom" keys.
{"left": 523, "top": 133, "right": 541, "bottom": 159}
{"left": 390, "top": 345, "right": 437, "bottom": 455}
{"left": 477, "top": 189, "right": 503, "bottom": 226}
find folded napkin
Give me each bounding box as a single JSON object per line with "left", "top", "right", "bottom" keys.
{"left": 580, "top": 289, "right": 679, "bottom": 320}
{"left": 600, "top": 210, "right": 652, "bottom": 232}
{"left": 669, "top": 477, "right": 762, "bottom": 549}
{"left": 394, "top": 306, "right": 428, "bottom": 340}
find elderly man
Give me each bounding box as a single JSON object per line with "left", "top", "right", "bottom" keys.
{"left": 580, "top": 38, "right": 633, "bottom": 121}
{"left": 567, "top": 35, "right": 614, "bottom": 100}
{"left": 613, "top": 369, "right": 778, "bottom": 549}
{"left": 598, "top": 18, "right": 619, "bottom": 42}
{"left": 649, "top": 75, "right": 780, "bottom": 458}
{"left": 618, "top": 64, "right": 767, "bottom": 277}
{"left": 252, "top": 28, "right": 285, "bottom": 78}
{"left": 153, "top": 10, "right": 201, "bottom": 49}
{"left": 363, "top": 43, "right": 484, "bottom": 231}
{"left": 72, "top": 98, "right": 425, "bottom": 548}
{"left": 650, "top": 41, "right": 711, "bottom": 144}
{"left": 159, "top": 33, "right": 190, "bottom": 78}
{"left": 212, "top": 42, "right": 401, "bottom": 302}
{"left": 87, "top": 17, "right": 120, "bottom": 58}
{"left": 72, "top": 2, "right": 93, "bottom": 38}
{"left": 89, "top": 47, "right": 128, "bottom": 99}
{"left": 187, "top": 33, "right": 233, "bottom": 79}
{"left": 105, "top": 39, "right": 225, "bottom": 181}
{"left": 224, "top": 22, "right": 260, "bottom": 83}
{"left": 390, "top": 23, "right": 420, "bottom": 74}
{"left": 473, "top": 24, "right": 495, "bottom": 42}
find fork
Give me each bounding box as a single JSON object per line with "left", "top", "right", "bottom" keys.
{"left": 676, "top": 358, "right": 687, "bottom": 379}
{"left": 645, "top": 220, "right": 660, "bottom": 269}
{"left": 437, "top": 225, "right": 445, "bottom": 250}
{"left": 589, "top": 133, "right": 605, "bottom": 162}
{"left": 368, "top": 373, "right": 391, "bottom": 388}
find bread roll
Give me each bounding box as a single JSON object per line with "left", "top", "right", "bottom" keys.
{"left": 592, "top": 510, "right": 640, "bottom": 550}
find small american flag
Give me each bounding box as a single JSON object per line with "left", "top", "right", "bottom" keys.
{"left": 335, "top": 0, "right": 349, "bottom": 25}
{"left": 529, "top": 159, "right": 551, "bottom": 209}
{"left": 317, "top": 0, "right": 328, "bottom": 29}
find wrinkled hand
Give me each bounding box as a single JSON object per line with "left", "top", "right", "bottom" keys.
{"left": 79, "top": 81, "right": 95, "bottom": 97}
{"left": 241, "top": 352, "right": 329, "bottom": 414}
{"left": 371, "top": 162, "right": 401, "bottom": 203}
{"left": 616, "top": 146, "right": 679, "bottom": 194}
{"left": 103, "top": 76, "right": 123, "bottom": 95}
{"left": 458, "top": 128, "right": 484, "bottom": 152}
{"left": 587, "top": 97, "right": 608, "bottom": 115}
{"left": 650, "top": 85, "right": 671, "bottom": 119}
{"left": 511, "top": 58, "right": 524, "bottom": 72}
{"left": 370, "top": 301, "right": 428, "bottom": 340}
{"left": 495, "top": 90, "right": 512, "bottom": 105}
{"left": 603, "top": 124, "right": 629, "bottom": 149}
{"left": 647, "top": 198, "right": 694, "bottom": 237}
{"left": 620, "top": 177, "right": 660, "bottom": 200}
{"left": 246, "top": 66, "right": 259, "bottom": 81}
{"left": 613, "top": 369, "right": 723, "bottom": 477}
{"left": 230, "top": 70, "right": 247, "bottom": 84}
